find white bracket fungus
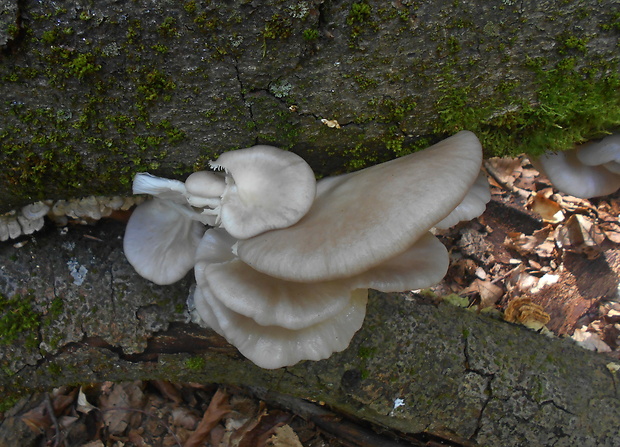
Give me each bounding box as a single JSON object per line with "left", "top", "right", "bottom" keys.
{"left": 123, "top": 133, "right": 490, "bottom": 369}
{"left": 535, "top": 132, "right": 620, "bottom": 199}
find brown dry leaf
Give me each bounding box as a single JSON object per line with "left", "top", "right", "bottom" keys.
{"left": 485, "top": 157, "right": 522, "bottom": 188}
{"left": 151, "top": 380, "right": 183, "bottom": 405}
{"left": 504, "top": 297, "right": 550, "bottom": 331}
{"left": 462, "top": 278, "right": 504, "bottom": 309}
{"left": 99, "top": 381, "right": 145, "bottom": 436}
{"left": 554, "top": 194, "right": 594, "bottom": 214}
{"left": 556, "top": 214, "right": 606, "bottom": 257}
{"left": 505, "top": 226, "right": 556, "bottom": 258}
{"left": 527, "top": 193, "right": 564, "bottom": 223}
{"left": 224, "top": 401, "right": 268, "bottom": 447}
{"left": 597, "top": 207, "right": 620, "bottom": 243}
{"left": 266, "top": 425, "right": 303, "bottom": 447}
{"left": 184, "top": 388, "right": 231, "bottom": 447}
{"left": 20, "top": 402, "right": 50, "bottom": 434}
{"left": 170, "top": 407, "right": 200, "bottom": 430}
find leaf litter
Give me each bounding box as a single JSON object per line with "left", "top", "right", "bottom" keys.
{"left": 436, "top": 156, "right": 620, "bottom": 357}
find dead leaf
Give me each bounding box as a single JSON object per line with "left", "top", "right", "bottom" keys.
{"left": 555, "top": 214, "right": 605, "bottom": 257}
{"left": 485, "top": 157, "right": 522, "bottom": 188}
{"left": 170, "top": 407, "right": 199, "bottom": 430}
{"left": 77, "top": 387, "right": 97, "bottom": 414}
{"left": 505, "top": 226, "right": 556, "bottom": 258}
{"left": 151, "top": 380, "right": 183, "bottom": 405}
{"left": 462, "top": 278, "right": 504, "bottom": 309}
{"left": 572, "top": 326, "right": 612, "bottom": 352}
{"left": 266, "top": 425, "right": 303, "bottom": 447}
{"left": 527, "top": 193, "right": 564, "bottom": 223}
{"left": 184, "top": 388, "right": 231, "bottom": 447}
{"left": 99, "top": 382, "right": 145, "bottom": 435}
{"left": 21, "top": 403, "right": 50, "bottom": 434}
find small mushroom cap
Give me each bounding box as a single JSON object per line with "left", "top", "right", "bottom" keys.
{"left": 434, "top": 171, "right": 491, "bottom": 229}
{"left": 536, "top": 149, "right": 620, "bottom": 199}
{"left": 124, "top": 199, "right": 205, "bottom": 285}
{"left": 21, "top": 202, "right": 50, "bottom": 220}
{"left": 576, "top": 134, "right": 620, "bottom": 166}
{"left": 194, "top": 282, "right": 368, "bottom": 369}
{"left": 237, "top": 131, "right": 483, "bottom": 282}
{"left": 211, "top": 145, "right": 316, "bottom": 239}
{"left": 184, "top": 171, "right": 226, "bottom": 208}
{"left": 195, "top": 229, "right": 353, "bottom": 330}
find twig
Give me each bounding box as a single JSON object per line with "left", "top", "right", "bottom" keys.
{"left": 45, "top": 394, "right": 63, "bottom": 447}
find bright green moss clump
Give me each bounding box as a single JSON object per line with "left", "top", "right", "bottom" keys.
{"left": 0, "top": 293, "right": 40, "bottom": 349}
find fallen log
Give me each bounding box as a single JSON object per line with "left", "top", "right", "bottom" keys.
{"left": 1, "top": 217, "right": 619, "bottom": 446}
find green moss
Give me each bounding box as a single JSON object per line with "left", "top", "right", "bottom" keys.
{"left": 302, "top": 28, "right": 319, "bottom": 41}
{"left": 0, "top": 293, "right": 40, "bottom": 349}
{"left": 358, "top": 346, "right": 377, "bottom": 359}
{"left": 347, "top": 2, "right": 372, "bottom": 25}
{"left": 432, "top": 59, "right": 620, "bottom": 157}
{"left": 185, "top": 356, "right": 206, "bottom": 370}
{"left": 0, "top": 394, "right": 21, "bottom": 412}
{"left": 66, "top": 52, "right": 101, "bottom": 79}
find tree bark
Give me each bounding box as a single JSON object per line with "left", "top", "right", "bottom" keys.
{"left": 1, "top": 217, "right": 619, "bottom": 446}
{"left": 1, "top": 0, "right": 620, "bottom": 212}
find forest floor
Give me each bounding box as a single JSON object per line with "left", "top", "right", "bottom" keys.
{"left": 1, "top": 156, "right": 619, "bottom": 447}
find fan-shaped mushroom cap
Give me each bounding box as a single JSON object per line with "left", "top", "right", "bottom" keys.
{"left": 21, "top": 202, "right": 50, "bottom": 220}
{"left": 194, "top": 229, "right": 354, "bottom": 330}
{"left": 576, "top": 134, "right": 620, "bottom": 166}
{"left": 124, "top": 199, "right": 205, "bottom": 285}
{"left": 237, "top": 131, "right": 483, "bottom": 282}
{"left": 194, "top": 281, "right": 368, "bottom": 369}
{"left": 210, "top": 145, "right": 316, "bottom": 240}
{"left": 351, "top": 232, "right": 449, "bottom": 292}
{"left": 576, "top": 133, "right": 620, "bottom": 175}
{"left": 536, "top": 149, "right": 620, "bottom": 199}
{"left": 434, "top": 171, "right": 491, "bottom": 229}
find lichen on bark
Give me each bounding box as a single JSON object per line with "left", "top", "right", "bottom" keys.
{"left": 1, "top": 0, "right": 620, "bottom": 213}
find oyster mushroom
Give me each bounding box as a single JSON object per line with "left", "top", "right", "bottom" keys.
{"left": 535, "top": 133, "right": 620, "bottom": 198}
{"left": 237, "top": 130, "right": 485, "bottom": 282}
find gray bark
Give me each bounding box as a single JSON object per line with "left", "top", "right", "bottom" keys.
{"left": 1, "top": 219, "right": 619, "bottom": 446}
{"left": 1, "top": 0, "right": 620, "bottom": 212}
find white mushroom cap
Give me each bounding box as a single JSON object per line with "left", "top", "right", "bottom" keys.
{"left": 575, "top": 133, "right": 620, "bottom": 176}
{"left": 123, "top": 198, "right": 205, "bottom": 285}
{"left": 536, "top": 148, "right": 620, "bottom": 199}
{"left": 434, "top": 171, "right": 491, "bottom": 229}
{"left": 351, "top": 232, "right": 449, "bottom": 292}
{"left": 184, "top": 171, "right": 226, "bottom": 208}
{"left": 237, "top": 131, "right": 483, "bottom": 282}
{"left": 210, "top": 145, "right": 316, "bottom": 239}
{"left": 576, "top": 134, "right": 620, "bottom": 166}
{"left": 194, "top": 229, "right": 353, "bottom": 330}
{"left": 21, "top": 202, "right": 50, "bottom": 220}
{"left": 194, "top": 281, "right": 368, "bottom": 369}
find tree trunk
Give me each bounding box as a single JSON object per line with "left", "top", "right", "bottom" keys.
{"left": 1, "top": 0, "right": 620, "bottom": 212}
{"left": 1, "top": 216, "right": 619, "bottom": 446}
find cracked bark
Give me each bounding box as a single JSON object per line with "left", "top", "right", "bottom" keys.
{"left": 2, "top": 0, "right": 620, "bottom": 211}
{"left": 1, "top": 218, "right": 619, "bottom": 446}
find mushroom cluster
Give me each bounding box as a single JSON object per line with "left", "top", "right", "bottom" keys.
{"left": 535, "top": 132, "right": 620, "bottom": 199}
{"left": 123, "top": 131, "right": 490, "bottom": 369}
